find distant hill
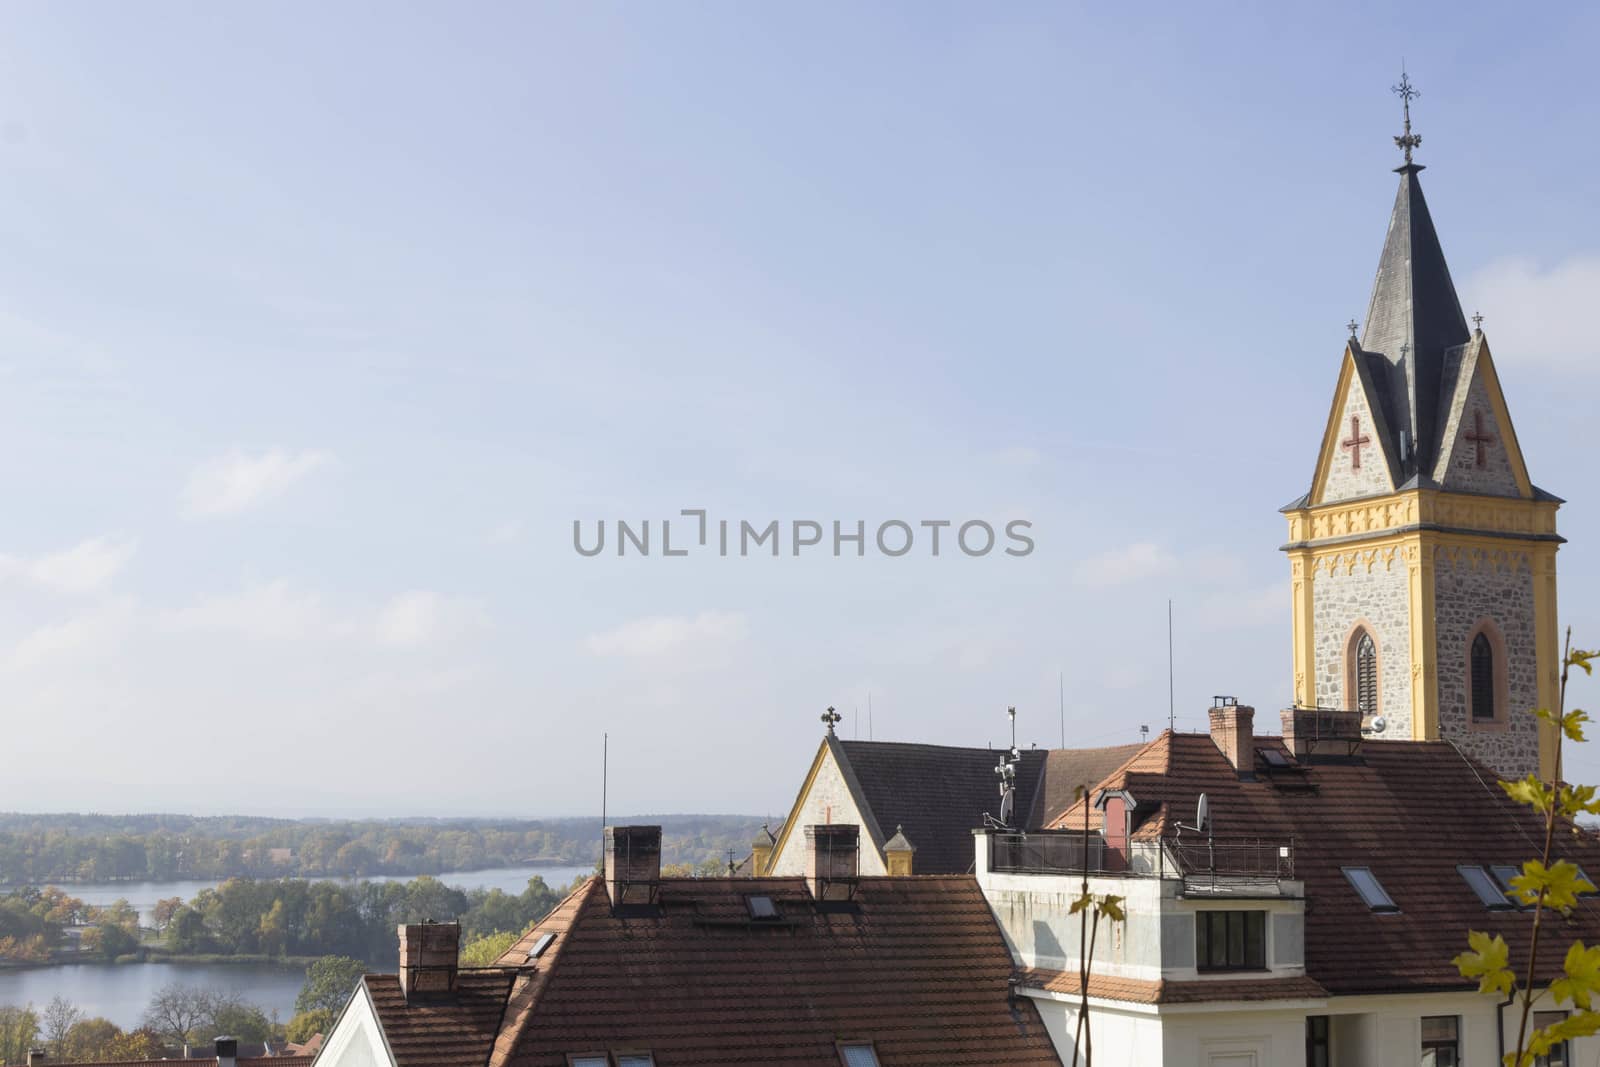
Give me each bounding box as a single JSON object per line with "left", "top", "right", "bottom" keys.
{"left": 0, "top": 812, "right": 766, "bottom": 884}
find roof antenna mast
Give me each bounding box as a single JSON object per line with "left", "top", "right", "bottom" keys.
{"left": 601, "top": 731, "right": 608, "bottom": 847}
{"left": 1059, "top": 671, "right": 1065, "bottom": 749}
{"left": 1168, "top": 599, "right": 1176, "bottom": 733}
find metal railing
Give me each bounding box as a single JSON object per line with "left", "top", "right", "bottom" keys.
{"left": 986, "top": 830, "right": 1293, "bottom": 889}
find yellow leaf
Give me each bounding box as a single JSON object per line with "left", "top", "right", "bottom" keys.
{"left": 1569, "top": 648, "right": 1598, "bottom": 676}
{"left": 1512, "top": 860, "right": 1597, "bottom": 912}
{"left": 1454, "top": 930, "right": 1515, "bottom": 998}
{"left": 1564, "top": 709, "right": 1591, "bottom": 743}
{"left": 1100, "top": 896, "right": 1126, "bottom": 922}
{"left": 1502, "top": 776, "right": 1553, "bottom": 813}
{"left": 1552, "top": 942, "right": 1600, "bottom": 1009}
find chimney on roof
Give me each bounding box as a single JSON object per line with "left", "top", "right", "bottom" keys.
{"left": 26, "top": 1048, "right": 45, "bottom": 1066}
{"left": 804, "top": 823, "right": 859, "bottom": 899}
{"left": 1207, "top": 697, "right": 1255, "bottom": 773}
{"left": 1281, "top": 706, "right": 1363, "bottom": 760}
{"left": 397, "top": 921, "right": 459, "bottom": 999}
{"left": 604, "top": 825, "right": 662, "bottom": 908}
{"left": 884, "top": 824, "right": 916, "bottom": 876}
{"left": 215, "top": 1037, "right": 238, "bottom": 1067}
{"left": 750, "top": 824, "right": 776, "bottom": 876}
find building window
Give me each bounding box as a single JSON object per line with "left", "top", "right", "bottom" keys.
{"left": 838, "top": 1043, "right": 881, "bottom": 1067}
{"left": 1305, "top": 1015, "right": 1329, "bottom": 1067}
{"left": 1346, "top": 626, "right": 1379, "bottom": 716}
{"left": 1472, "top": 632, "right": 1496, "bottom": 721}
{"left": 1194, "top": 910, "right": 1266, "bottom": 972}
{"left": 1534, "top": 1011, "right": 1568, "bottom": 1067}
{"left": 1420, "top": 1015, "right": 1459, "bottom": 1067}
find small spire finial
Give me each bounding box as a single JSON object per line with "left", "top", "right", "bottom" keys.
{"left": 821, "top": 706, "right": 842, "bottom": 735}
{"left": 1392, "top": 68, "right": 1422, "bottom": 165}
{"left": 1472, "top": 310, "right": 1484, "bottom": 331}
{"left": 1347, "top": 318, "right": 1359, "bottom": 340}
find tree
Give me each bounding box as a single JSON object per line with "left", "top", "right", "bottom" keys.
{"left": 296, "top": 955, "right": 369, "bottom": 1017}
{"left": 42, "top": 995, "right": 82, "bottom": 1056}
{"left": 0, "top": 1005, "right": 41, "bottom": 1067}
{"left": 285, "top": 1010, "right": 333, "bottom": 1045}
{"left": 459, "top": 930, "right": 518, "bottom": 966}
{"left": 1454, "top": 634, "right": 1600, "bottom": 1066}
{"left": 208, "top": 1001, "right": 273, "bottom": 1044}
{"left": 91, "top": 921, "right": 140, "bottom": 959}
{"left": 105, "top": 1027, "right": 163, "bottom": 1061}
{"left": 63, "top": 1017, "right": 121, "bottom": 1062}
{"left": 151, "top": 897, "right": 183, "bottom": 934}
{"left": 143, "top": 983, "right": 215, "bottom": 1047}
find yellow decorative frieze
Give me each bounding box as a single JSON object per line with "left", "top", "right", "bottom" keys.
{"left": 1285, "top": 488, "right": 1559, "bottom": 546}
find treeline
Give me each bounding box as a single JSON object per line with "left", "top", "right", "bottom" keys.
{"left": 0, "top": 814, "right": 763, "bottom": 883}
{"left": 0, "top": 888, "right": 140, "bottom": 963}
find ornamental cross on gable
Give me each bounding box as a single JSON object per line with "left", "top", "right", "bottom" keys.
{"left": 1465, "top": 409, "right": 1497, "bottom": 469}
{"left": 821, "top": 706, "right": 842, "bottom": 735}
{"left": 1342, "top": 415, "right": 1372, "bottom": 470}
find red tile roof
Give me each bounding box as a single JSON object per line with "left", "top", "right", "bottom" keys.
{"left": 47, "top": 1060, "right": 313, "bottom": 1067}
{"left": 363, "top": 969, "right": 519, "bottom": 1067}
{"left": 1017, "top": 967, "right": 1327, "bottom": 1005}
{"left": 492, "top": 874, "right": 1061, "bottom": 1066}
{"left": 1050, "top": 730, "right": 1600, "bottom": 996}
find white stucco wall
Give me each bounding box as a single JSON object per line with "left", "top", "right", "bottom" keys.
{"left": 315, "top": 982, "right": 392, "bottom": 1067}
{"left": 766, "top": 746, "right": 886, "bottom": 876}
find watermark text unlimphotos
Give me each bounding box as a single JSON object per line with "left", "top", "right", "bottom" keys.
{"left": 573, "top": 510, "right": 1034, "bottom": 558}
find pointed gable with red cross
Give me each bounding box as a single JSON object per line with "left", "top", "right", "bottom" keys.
{"left": 1308, "top": 341, "right": 1399, "bottom": 505}
{"left": 1431, "top": 333, "right": 1533, "bottom": 498}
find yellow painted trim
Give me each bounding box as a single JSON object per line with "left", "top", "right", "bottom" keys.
{"left": 1284, "top": 488, "right": 1558, "bottom": 548}
{"left": 1290, "top": 549, "right": 1316, "bottom": 706}
{"left": 1308, "top": 346, "right": 1359, "bottom": 506}
{"left": 1407, "top": 533, "right": 1439, "bottom": 739}
{"left": 764, "top": 739, "right": 830, "bottom": 876}
{"left": 1533, "top": 544, "right": 1561, "bottom": 780}
{"left": 1473, "top": 336, "right": 1536, "bottom": 499}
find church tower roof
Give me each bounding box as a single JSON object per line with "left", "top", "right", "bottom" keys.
{"left": 1358, "top": 160, "right": 1471, "bottom": 480}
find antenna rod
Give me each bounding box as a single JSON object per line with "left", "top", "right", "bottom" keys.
{"left": 1059, "top": 671, "right": 1065, "bottom": 749}
{"left": 1167, "top": 599, "right": 1175, "bottom": 733}
{"left": 868, "top": 692, "right": 874, "bottom": 741}
{"left": 601, "top": 732, "right": 608, "bottom": 845}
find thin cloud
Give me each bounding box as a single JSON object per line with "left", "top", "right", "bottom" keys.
{"left": 1073, "top": 542, "right": 1178, "bottom": 588}
{"left": 1465, "top": 255, "right": 1600, "bottom": 372}
{"left": 163, "top": 580, "right": 343, "bottom": 641}
{"left": 0, "top": 536, "right": 136, "bottom": 595}
{"left": 585, "top": 611, "right": 748, "bottom": 660}
{"left": 374, "top": 591, "right": 488, "bottom": 647}
{"left": 182, "top": 448, "right": 332, "bottom": 518}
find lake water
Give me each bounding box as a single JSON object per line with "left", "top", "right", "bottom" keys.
{"left": 46, "top": 863, "right": 594, "bottom": 926}
{"left": 0, "top": 863, "right": 592, "bottom": 1027}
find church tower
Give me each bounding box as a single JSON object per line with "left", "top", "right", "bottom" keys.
{"left": 1282, "top": 77, "right": 1563, "bottom": 780}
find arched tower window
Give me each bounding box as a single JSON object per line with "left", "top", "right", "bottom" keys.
{"left": 1471, "top": 632, "right": 1496, "bottom": 721}
{"left": 1355, "top": 632, "right": 1378, "bottom": 716}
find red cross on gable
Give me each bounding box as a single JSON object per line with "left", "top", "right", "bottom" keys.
{"left": 1341, "top": 415, "right": 1372, "bottom": 470}
{"left": 1464, "top": 409, "right": 1497, "bottom": 469}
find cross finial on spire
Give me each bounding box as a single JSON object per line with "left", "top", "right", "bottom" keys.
{"left": 1392, "top": 68, "right": 1422, "bottom": 165}
{"left": 1347, "top": 318, "right": 1359, "bottom": 340}
{"left": 821, "top": 706, "right": 842, "bottom": 735}
{"left": 1473, "top": 310, "right": 1484, "bottom": 331}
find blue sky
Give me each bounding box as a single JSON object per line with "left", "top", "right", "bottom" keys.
{"left": 2, "top": 3, "right": 1597, "bottom": 817}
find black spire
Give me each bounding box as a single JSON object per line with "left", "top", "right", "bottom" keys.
{"left": 1358, "top": 75, "right": 1470, "bottom": 478}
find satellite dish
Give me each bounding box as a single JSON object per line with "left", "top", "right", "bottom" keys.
{"left": 1370, "top": 715, "right": 1388, "bottom": 735}
{"left": 1195, "top": 793, "right": 1210, "bottom": 835}
{"left": 998, "top": 787, "right": 1015, "bottom": 827}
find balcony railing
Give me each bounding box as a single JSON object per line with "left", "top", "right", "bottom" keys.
{"left": 986, "top": 830, "right": 1293, "bottom": 890}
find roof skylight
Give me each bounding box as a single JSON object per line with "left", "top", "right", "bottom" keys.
{"left": 747, "top": 895, "right": 779, "bottom": 920}
{"left": 1342, "top": 866, "right": 1398, "bottom": 912}
{"left": 1458, "top": 865, "right": 1515, "bottom": 909}
{"left": 527, "top": 932, "right": 556, "bottom": 962}
{"left": 839, "top": 1044, "right": 881, "bottom": 1067}
{"left": 616, "top": 1055, "right": 656, "bottom": 1067}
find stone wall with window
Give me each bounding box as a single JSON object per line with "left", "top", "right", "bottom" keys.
{"left": 1433, "top": 546, "right": 1539, "bottom": 779}
{"left": 1313, "top": 556, "right": 1411, "bottom": 735}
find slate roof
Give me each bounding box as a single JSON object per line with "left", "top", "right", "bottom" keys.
{"left": 1050, "top": 730, "right": 1600, "bottom": 996}
{"left": 1024, "top": 743, "right": 1147, "bottom": 829}
{"left": 363, "top": 968, "right": 519, "bottom": 1067}
{"left": 490, "top": 874, "right": 1062, "bottom": 1066}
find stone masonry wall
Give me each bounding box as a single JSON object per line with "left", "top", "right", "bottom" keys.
{"left": 767, "top": 746, "right": 886, "bottom": 876}
{"left": 1313, "top": 553, "right": 1412, "bottom": 738}
{"left": 1434, "top": 547, "right": 1540, "bottom": 780}
{"left": 1321, "top": 376, "right": 1394, "bottom": 503}
{"left": 1435, "top": 361, "right": 1522, "bottom": 498}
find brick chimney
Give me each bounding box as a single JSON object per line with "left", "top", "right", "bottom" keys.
{"left": 805, "top": 823, "right": 859, "bottom": 899}
{"left": 214, "top": 1037, "right": 238, "bottom": 1067}
{"left": 604, "top": 825, "right": 662, "bottom": 908}
{"left": 1207, "top": 699, "right": 1255, "bottom": 773}
{"left": 1281, "top": 706, "right": 1363, "bottom": 760}
{"left": 883, "top": 824, "right": 916, "bottom": 876}
{"left": 397, "top": 921, "right": 460, "bottom": 999}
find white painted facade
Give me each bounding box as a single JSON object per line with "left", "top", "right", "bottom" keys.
{"left": 315, "top": 981, "right": 394, "bottom": 1067}
{"left": 766, "top": 745, "right": 886, "bottom": 876}
{"left": 975, "top": 833, "right": 1600, "bottom": 1067}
